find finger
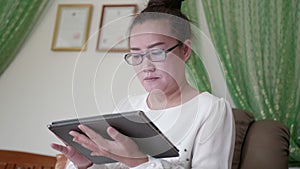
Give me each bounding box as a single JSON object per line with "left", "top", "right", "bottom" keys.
{"left": 69, "top": 130, "right": 85, "bottom": 138}
{"left": 78, "top": 124, "right": 110, "bottom": 150}
{"left": 69, "top": 131, "right": 94, "bottom": 147}
{"left": 51, "top": 143, "right": 68, "bottom": 154}
{"left": 107, "top": 127, "right": 145, "bottom": 159}
{"left": 51, "top": 143, "right": 85, "bottom": 160}
{"left": 70, "top": 129, "right": 106, "bottom": 154}
{"left": 78, "top": 124, "right": 103, "bottom": 140}
{"left": 107, "top": 126, "right": 127, "bottom": 143}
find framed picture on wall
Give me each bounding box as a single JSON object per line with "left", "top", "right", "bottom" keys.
{"left": 51, "top": 4, "right": 93, "bottom": 51}
{"left": 97, "top": 4, "right": 137, "bottom": 52}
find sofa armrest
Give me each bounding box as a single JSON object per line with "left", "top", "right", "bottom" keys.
{"left": 240, "top": 119, "right": 290, "bottom": 169}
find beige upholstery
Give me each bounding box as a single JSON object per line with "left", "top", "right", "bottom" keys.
{"left": 232, "top": 109, "right": 290, "bottom": 169}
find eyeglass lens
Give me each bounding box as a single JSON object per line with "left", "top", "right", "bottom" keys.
{"left": 125, "top": 42, "right": 181, "bottom": 65}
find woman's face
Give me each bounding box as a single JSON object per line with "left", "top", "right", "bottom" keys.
{"left": 129, "top": 19, "right": 189, "bottom": 94}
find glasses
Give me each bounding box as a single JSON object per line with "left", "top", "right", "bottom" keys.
{"left": 124, "top": 42, "right": 182, "bottom": 66}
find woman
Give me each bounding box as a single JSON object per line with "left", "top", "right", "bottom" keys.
{"left": 51, "top": 0, "right": 235, "bottom": 168}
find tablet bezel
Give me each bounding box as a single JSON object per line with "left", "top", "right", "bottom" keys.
{"left": 48, "top": 110, "right": 179, "bottom": 164}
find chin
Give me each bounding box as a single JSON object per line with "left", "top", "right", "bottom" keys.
{"left": 141, "top": 81, "right": 167, "bottom": 93}
{"left": 144, "top": 86, "right": 166, "bottom": 93}
{"left": 143, "top": 84, "right": 159, "bottom": 92}
{"left": 144, "top": 87, "right": 157, "bottom": 93}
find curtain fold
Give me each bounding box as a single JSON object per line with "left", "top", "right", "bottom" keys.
{"left": 181, "top": 0, "right": 212, "bottom": 92}
{"left": 0, "top": 0, "right": 50, "bottom": 76}
{"left": 202, "top": 0, "right": 300, "bottom": 165}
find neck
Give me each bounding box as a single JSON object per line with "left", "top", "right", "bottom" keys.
{"left": 147, "top": 81, "right": 199, "bottom": 110}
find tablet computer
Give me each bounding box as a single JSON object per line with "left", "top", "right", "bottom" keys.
{"left": 48, "top": 110, "right": 179, "bottom": 164}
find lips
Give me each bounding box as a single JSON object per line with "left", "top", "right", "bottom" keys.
{"left": 144, "top": 76, "right": 160, "bottom": 81}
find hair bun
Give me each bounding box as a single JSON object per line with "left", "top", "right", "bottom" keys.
{"left": 147, "top": 0, "right": 184, "bottom": 10}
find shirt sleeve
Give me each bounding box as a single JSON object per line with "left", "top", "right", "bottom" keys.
{"left": 65, "top": 156, "right": 186, "bottom": 169}
{"left": 190, "top": 98, "right": 235, "bottom": 169}
{"left": 129, "top": 156, "right": 185, "bottom": 169}
{"left": 65, "top": 160, "right": 129, "bottom": 169}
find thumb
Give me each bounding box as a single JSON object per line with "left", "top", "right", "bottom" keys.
{"left": 51, "top": 143, "right": 68, "bottom": 154}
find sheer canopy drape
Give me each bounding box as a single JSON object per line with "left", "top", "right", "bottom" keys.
{"left": 182, "top": 0, "right": 211, "bottom": 92}
{"left": 0, "top": 0, "right": 50, "bottom": 76}
{"left": 202, "top": 0, "right": 300, "bottom": 165}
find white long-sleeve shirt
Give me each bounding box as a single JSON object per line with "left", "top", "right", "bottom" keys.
{"left": 66, "top": 92, "right": 235, "bottom": 169}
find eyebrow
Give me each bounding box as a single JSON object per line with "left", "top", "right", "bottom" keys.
{"left": 130, "top": 42, "right": 165, "bottom": 51}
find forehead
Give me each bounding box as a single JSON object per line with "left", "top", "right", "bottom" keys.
{"left": 130, "top": 19, "right": 177, "bottom": 40}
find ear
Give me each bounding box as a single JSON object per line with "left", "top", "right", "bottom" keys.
{"left": 182, "top": 39, "right": 192, "bottom": 62}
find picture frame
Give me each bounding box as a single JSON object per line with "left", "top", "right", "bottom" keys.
{"left": 97, "top": 4, "right": 137, "bottom": 52}
{"left": 51, "top": 4, "right": 93, "bottom": 51}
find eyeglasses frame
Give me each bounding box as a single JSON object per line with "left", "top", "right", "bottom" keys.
{"left": 124, "top": 41, "right": 183, "bottom": 66}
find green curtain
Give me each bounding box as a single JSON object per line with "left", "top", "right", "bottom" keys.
{"left": 0, "top": 0, "right": 50, "bottom": 76}
{"left": 181, "top": 0, "right": 212, "bottom": 92}
{"left": 202, "top": 0, "right": 300, "bottom": 165}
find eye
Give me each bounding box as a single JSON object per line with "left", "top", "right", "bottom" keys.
{"left": 151, "top": 49, "right": 164, "bottom": 56}
{"left": 132, "top": 54, "right": 141, "bottom": 60}
{"left": 130, "top": 54, "right": 143, "bottom": 65}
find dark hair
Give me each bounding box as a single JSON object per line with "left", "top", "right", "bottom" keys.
{"left": 130, "top": 0, "right": 191, "bottom": 42}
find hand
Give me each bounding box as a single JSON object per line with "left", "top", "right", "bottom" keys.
{"left": 51, "top": 143, "right": 92, "bottom": 169}
{"left": 70, "top": 125, "right": 148, "bottom": 167}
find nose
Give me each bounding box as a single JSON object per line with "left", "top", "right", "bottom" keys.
{"left": 141, "top": 56, "right": 156, "bottom": 72}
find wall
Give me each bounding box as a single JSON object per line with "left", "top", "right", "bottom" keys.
{"left": 0, "top": 0, "right": 231, "bottom": 156}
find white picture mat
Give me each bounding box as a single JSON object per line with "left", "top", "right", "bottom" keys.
{"left": 97, "top": 5, "right": 136, "bottom": 52}
{"left": 51, "top": 4, "right": 92, "bottom": 51}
